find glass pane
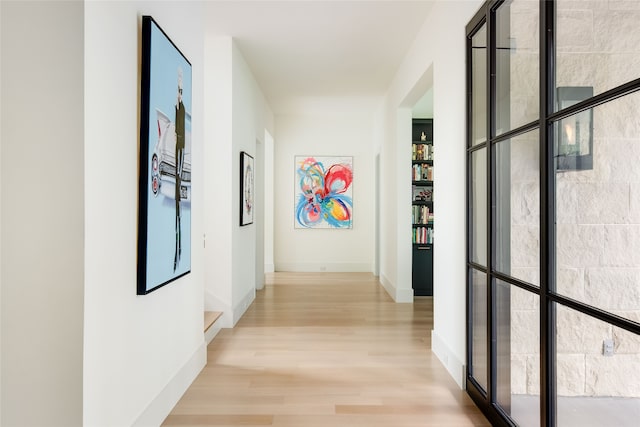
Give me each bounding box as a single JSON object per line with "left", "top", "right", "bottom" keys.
{"left": 471, "top": 24, "right": 487, "bottom": 146}
{"left": 471, "top": 148, "right": 487, "bottom": 266}
{"left": 495, "top": 129, "right": 540, "bottom": 286}
{"left": 556, "top": 304, "right": 640, "bottom": 426}
{"left": 471, "top": 268, "right": 488, "bottom": 392}
{"left": 496, "top": 280, "right": 540, "bottom": 427}
{"left": 495, "top": 0, "right": 539, "bottom": 135}
{"left": 556, "top": 91, "right": 640, "bottom": 324}
{"left": 556, "top": 87, "right": 594, "bottom": 170}
{"left": 556, "top": 0, "right": 640, "bottom": 108}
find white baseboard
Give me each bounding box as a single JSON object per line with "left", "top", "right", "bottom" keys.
{"left": 204, "top": 321, "right": 222, "bottom": 345}
{"left": 264, "top": 263, "right": 275, "bottom": 273}
{"left": 232, "top": 288, "right": 255, "bottom": 326}
{"left": 379, "top": 274, "right": 413, "bottom": 303}
{"left": 275, "top": 262, "right": 371, "bottom": 272}
{"left": 204, "top": 287, "right": 256, "bottom": 328}
{"left": 395, "top": 287, "right": 414, "bottom": 303}
{"left": 380, "top": 274, "right": 395, "bottom": 299}
{"left": 133, "top": 342, "right": 207, "bottom": 427}
{"left": 204, "top": 290, "right": 232, "bottom": 328}
{"left": 431, "top": 329, "right": 466, "bottom": 389}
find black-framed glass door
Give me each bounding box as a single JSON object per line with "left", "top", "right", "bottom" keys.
{"left": 466, "top": 1, "right": 640, "bottom": 426}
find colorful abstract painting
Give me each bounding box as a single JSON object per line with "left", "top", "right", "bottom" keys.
{"left": 294, "top": 156, "right": 353, "bottom": 229}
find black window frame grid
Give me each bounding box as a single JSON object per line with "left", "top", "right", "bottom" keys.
{"left": 465, "top": 1, "right": 640, "bottom": 426}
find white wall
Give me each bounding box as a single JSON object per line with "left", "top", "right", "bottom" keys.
{"left": 264, "top": 130, "right": 275, "bottom": 273}
{"left": 203, "top": 32, "right": 274, "bottom": 326}
{"left": 204, "top": 36, "right": 234, "bottom": 324}
{"left": 255, "top": 138, "right": 266, "bottom": 290}
{"left": 380, "top": 0, "right": 483, "bottom": 386}
{"left": 231, "top": 42, "right": 273, "bottom": 310}
{"left": 375, "top": 101, "right": 396, "bottom": 289}
{"left": 274, "top": 113, "right": 375, "bottom": 272}
{"left": 84, "top": 2, "right": 206, "bottom": 425}
{"left": 1, "top": 1, "right": 84, "bottom": 425}
{"left": 0, "top": 1, "right": 3, "bottom": 421}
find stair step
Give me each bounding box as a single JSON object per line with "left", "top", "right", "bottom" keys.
{"left": 204, "top": 311, "right": 222, "bottom": 333}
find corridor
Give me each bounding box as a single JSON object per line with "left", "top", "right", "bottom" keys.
{"left": 163, "top": 273, "right": 489, "bottom": 426}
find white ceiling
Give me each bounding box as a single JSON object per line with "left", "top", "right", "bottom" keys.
{"left": 206, "top": 1, "right": 435, "bottom": 114}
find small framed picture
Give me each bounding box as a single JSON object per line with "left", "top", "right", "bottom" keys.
{"left": 240, "top": 151, "right": 254, "bottom": 226}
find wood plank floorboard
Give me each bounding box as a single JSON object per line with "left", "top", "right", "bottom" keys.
{"left": 163, "top": 272, "right": 490, "bottom": 427}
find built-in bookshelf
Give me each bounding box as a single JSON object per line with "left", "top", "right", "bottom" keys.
{"left": 412, "top": 118, "right": 433, "bottom": 296}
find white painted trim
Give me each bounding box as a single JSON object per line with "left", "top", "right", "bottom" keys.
{"left": 204, "top": 323, "right": 222, "bottom": 345}
{"left": 431, "top": 329, "right": 466, "bottom": 389}
{"left": 264, "top": 263, "right": 275, "bottom": 273}
{"left": 395, "top": 288, "right": 414, "bottom": 303}
{"left": 232, "top": 287, "right": 256, "bottom": 326}
{"left": 275, "top": 263, "right": 372, "bottom": 272}
{"left": 380, "top": 273, "right": 395, "bottom": 300}
{"left": 204, "top": 287, "right": 256, "bottom": 329}
{"left": 132, "top": 342, "right": 206, "bottom": 427}
{"left": 380, "top": 274, "right": 413, "bottom": 303}
{"left": 204, "top": 290, "right": 233, "bottom": 328}
{"left": 204, "top": 312, "right": 225, "bottom": 345}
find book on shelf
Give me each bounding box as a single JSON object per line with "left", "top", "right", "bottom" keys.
{"left": 411, "top": 143, "right": 434, "bottom": 161}
{"left": 412, "top": 164, "right": 433, "bottom": 181}
{"left": 412, "top": 226, "right": 434, "bottom": 244}
{"left": 412, "top": 205, "right": 433, "bottom": 225}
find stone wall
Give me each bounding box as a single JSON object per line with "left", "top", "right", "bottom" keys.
{"left": 507, "top": 0, "right": 541, "bottom": 397}
{"left": 509, "top": 0, "right": 640, "bottom": 398}
{"left": 555, "top": 0, "right": 640, "bottom": 398}
{"left": 509, "top": 130, "right": 540, "bottom": 396}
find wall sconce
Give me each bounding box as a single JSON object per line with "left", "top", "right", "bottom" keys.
{"left": 556, "top": 86, "right": 594, "bottom": 171}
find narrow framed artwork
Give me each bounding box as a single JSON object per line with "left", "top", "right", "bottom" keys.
{"left": 137, "top": 16, "right": 192, "bottom": 295}
{"left": 240, "top": 151, "right": 254, "bottom": 226}
{"left": 294, "top": 156, "right": 353, "bottom": 229}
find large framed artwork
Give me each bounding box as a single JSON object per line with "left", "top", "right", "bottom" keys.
{"left": 294, "top": 156, "right": 353, "bottom": 229}
{"left": 137, "top": 16, "right": 192, "bottom": 295}
{"left": 240, "top": 151, "right": 254, "bottom": 226}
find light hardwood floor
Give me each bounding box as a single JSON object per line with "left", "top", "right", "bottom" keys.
{"left": 163, "top": 272, "right": 490, "bottom": 426}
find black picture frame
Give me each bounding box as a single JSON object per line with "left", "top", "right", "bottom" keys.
{"left": 240, "top": 151, "right": 254, "bottom": 226}
{"left": 556, "top": 86, "right": 594, "bottom": 171}
{"left": 137, "top": 16, "right": 192, "bottom": 295}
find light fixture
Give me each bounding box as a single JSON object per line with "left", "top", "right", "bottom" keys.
{"left": 556, "top": 86, "right": 594, "bottom": 171}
